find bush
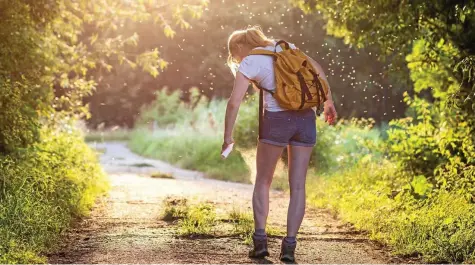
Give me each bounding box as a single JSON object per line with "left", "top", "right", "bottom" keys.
{"left": 0, "top": 129, "right": 108, "bottom": 263}
{"left": 0, "top": 78, "right": 50, "bottom": 153}
{"left": 387, "top": 93, "right": 475, "bottom": 200}
{"left": 307, "top": 117, "right": 384, "bottom": 172}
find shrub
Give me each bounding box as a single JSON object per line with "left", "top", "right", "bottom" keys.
{"left": 387, "top": 93, "right": 475, "bottom": 199}
{"left": 0, "top": 129, "right": 108, "bottom": 263}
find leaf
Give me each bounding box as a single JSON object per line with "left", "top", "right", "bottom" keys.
{"left": 163, "top": 25, "right": 176, "bottom": 38}
{"left": 90, "top": 33, "right": 98, "bottom": 45}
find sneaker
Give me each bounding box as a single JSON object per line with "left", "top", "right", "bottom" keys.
{"left": 248, "top": 234, "right": 269, "bottom": 258}
{"left": 279, "top": 238, "right": 297, "bottom": 263}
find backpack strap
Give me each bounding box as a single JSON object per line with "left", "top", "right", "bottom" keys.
{"left": 248, "top": 49, "right": 277, "bottom": 57}
{"left": 258, "top": 87, "right": 264, "bottom": 140}
{"left": 250, "top": 80, "right": 273, "bottom": 140}
{"left": 275, "top": 40, "right": 290, "bottom": 50}
{"left": 250, "top": 80, "right": 274, "bottom": 95}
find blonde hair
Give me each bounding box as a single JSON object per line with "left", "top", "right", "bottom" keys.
{"left": 227, "top": 26, "right": 273, "bottom": 70}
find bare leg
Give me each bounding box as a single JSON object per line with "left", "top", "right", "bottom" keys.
{"left": 286, "top": 145, "right": 313, "bottom": 237}
{"left": 253, "top": 142, "right": 284, "bottom": 230}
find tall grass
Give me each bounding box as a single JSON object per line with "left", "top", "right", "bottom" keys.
{"left": 129, "top": 128, "right": 250, "bottom": 182}
{"left": 309, "top": 159, "right": 475, "bottom": 263}
{"left": 0, "top": 129, "right": 108, "bottom": 263}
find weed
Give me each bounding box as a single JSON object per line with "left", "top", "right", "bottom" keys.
{"left": 151, "top": 172, "right": 174, "bottom": 179}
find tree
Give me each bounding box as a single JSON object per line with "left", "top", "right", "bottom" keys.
{"left": 85, "top": 0, "right": 408, "bottom": 128}
{"left": 0, "top": 0, "right": 208, "bottom": 152}
{"left": 293, "top": 0, "right": 475, "bottom": 123}
{"left": 293, "top": 0, "right": 475, "bottom": 196}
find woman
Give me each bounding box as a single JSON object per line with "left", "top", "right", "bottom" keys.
{"left": 222, "top": 26, "right": 337, "bottom": 262}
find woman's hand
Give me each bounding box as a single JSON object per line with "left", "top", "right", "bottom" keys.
{"left": 324, "top": 100, "right": 337, "bottom": 125}
{"left": 221, "top": 137, "right": 235, "bottom": 153}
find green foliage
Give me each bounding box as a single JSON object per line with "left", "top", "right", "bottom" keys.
{"left": 129, "top": 128, "right": 250, "bottom": 183}
{"left": 0, "top": 79, "right": 47, "bottom": 153}
{"left": 84, "top": 129, "right": 131, "bottom": 143}
{"left": 178, "top": 203, "right": 217, "bottom": 236}
{"left": 387, "top": 93, "right": 475, "bottom": 200}
{"left": 1, "top": 0, "right": 208, "bottom": 152}
{"left": 228, "top": 208, "right": 282, "bottom": 245}
{"left": 309, "top": 159, "right": 475, "bottom": 263}
{"left": 162, "top": 197, "right": 190, "bottom": 222}
{"left": 0, "top": 129, "right": 108, "bottom": 263}
{"left": 309, "top": 118, "right": 384, "bottom": 172}
{"left": 228, "top": 209, "right": 254, "bottom": 243}
{"left": 87, "top": 0, "right": 407, "bottom": 128}
{"left": 294, "top": 0, "right": 475, "bottom": 125}
{"left": 233, "top": 96, "right": 259, "bottom": 149}
{"left": 161, "top": 197, "right": 217, "bottom": 236}
{"left": 138, "top": 87, "right": 206, "bottom": 127}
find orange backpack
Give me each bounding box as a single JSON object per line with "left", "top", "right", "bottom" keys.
{"left": 249, "top": 40, "right": 329, "bottom": 111}
{"left": 248, "top": 40, "right": 329, "bottom": 138}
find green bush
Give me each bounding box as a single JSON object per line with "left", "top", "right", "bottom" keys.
{"left": 387, "top": 93, "right": 475, "bottom": 200}
{"left": 0, "top": 129, "right": 108, "bottom": 263}
{"left": 307, "top": 117, "right": 384, "bottom": 172}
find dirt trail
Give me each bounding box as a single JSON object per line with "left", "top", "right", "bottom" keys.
{"left": 48, "top": 142, "right": 403, "bottom": 264}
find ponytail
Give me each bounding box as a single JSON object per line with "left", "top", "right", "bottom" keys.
{"left": 227, "top": 26, "right": 273, "bottom": 70}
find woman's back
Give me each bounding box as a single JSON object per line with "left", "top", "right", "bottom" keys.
{"left": 238, "top": 40, "right": 297, "bottom": 112}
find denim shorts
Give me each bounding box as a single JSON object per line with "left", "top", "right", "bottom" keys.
{"left": 259, "top": 109, "right": 317, "bottom": 147}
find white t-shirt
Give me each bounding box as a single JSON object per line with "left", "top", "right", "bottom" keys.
{"left": 238, "top": 41, "right": 297, "bottom": 112}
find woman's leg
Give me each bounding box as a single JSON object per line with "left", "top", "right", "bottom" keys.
{"left": 253, "top": 141, "right": 284, "bottom": 231}
{"left": 286, "top": 145, "right": 313, "bottom": 237}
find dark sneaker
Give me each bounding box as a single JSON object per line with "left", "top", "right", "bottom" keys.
{"left": 279, "top": 238, "right": 297, "bottom": 263}
{"left": 248, "top": 234, "right": 269, "bottom": 258}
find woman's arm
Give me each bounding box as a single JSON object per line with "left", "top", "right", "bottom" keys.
{"left": 222, "top": 72, "right": 250, "bottom": 151}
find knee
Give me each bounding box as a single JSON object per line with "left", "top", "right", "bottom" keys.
{"left": 255, "top": 173, "right": 273, "bottom": 188}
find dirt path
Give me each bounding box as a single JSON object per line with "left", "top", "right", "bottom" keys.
{"left": 48, "top": 142, "right": 403, "bottom": 264}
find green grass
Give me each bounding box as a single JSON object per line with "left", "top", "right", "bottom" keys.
{"left": 178, "top": 203, "right": 217, "bottom": 236}
{"left": 162, "top": 197, "right": 189, "bottom": 221}
{"left": 129, "top": 128, "right": 250, "bottom": 183}
{"left": 308, "top": 159, "right": 475, "bottom": 263}
{"left": 151, "top": 172, "right": 174, "bottom": 179}
{"left": 228, "top": 208, "right": 283, "bottom": 244}
{"left": 161, "top": 197, "right": 283, "bottom": 242}
{"left": 0, "top": 129, "right": 109, "bottom": 263}
{"left": 85, "top": 129, "right": 131, "bottom": 142}
{"left": 161, "top": 197, "right": 217, "bottom": 236}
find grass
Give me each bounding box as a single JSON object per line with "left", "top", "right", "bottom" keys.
{"left": 151, "top": 172, "right": 174, "bottom": 179}
{"left": 178, "top": 203, "right": 217, "bottom": 236}
{"left": 129, "top": 128, "right": 251, "bottom": 183}
{"left": 162, "top": 197, "right": 189, "bottom": 221}
{"left": 308, "top": 159, "right": 475, "bottom": 263}
{"left": 228, "top": 208, "right": 283, "bottom": 245}
{"left": 131, "top": 91, "right": 475, "bottom": 262}
{"left": 85, "top": 128, "right": 131, "bottom": 142}
{"left": 161, "top": 197, "right": 217, "bottom": 236}
{"left": 161, "top": 197, "right": 283, "bottom": 243}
